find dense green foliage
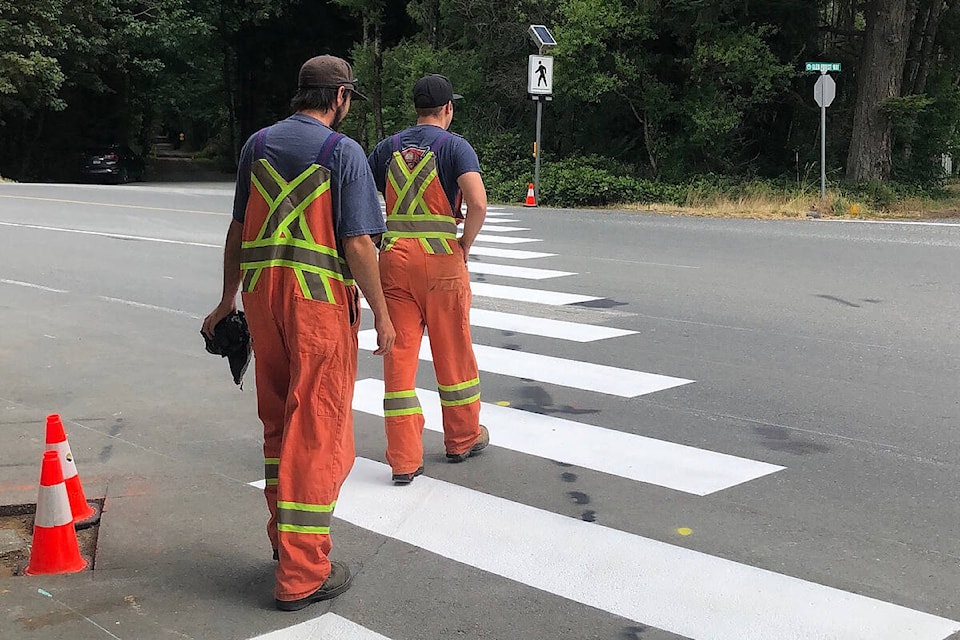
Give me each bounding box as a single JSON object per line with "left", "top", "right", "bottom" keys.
{"left": 1, "top": 0, "right": 958, "bottom": 207}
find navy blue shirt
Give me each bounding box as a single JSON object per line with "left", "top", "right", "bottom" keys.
{"left": 367, "top": 125, "right": 481, "bottom": 215}
{"left": 232, "top": 114, "right": 386, "bottom": 241}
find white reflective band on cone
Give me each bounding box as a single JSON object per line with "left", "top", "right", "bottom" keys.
{"left": 49, "top": 440, "right": 78, "bottom": 479}
{"left": 36, "top": 483, "right": 73, "bottom": 528}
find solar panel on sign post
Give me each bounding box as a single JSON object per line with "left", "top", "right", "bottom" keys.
{"left": 532, "top": 25, "right": 556, "bottom": 46}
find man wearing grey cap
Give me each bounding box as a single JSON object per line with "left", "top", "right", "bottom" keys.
{"left": 367, "top": 74, "right": 489, "bottom": 486}
{"left": 203, "top": 54, "right": 395, "bottom": 610}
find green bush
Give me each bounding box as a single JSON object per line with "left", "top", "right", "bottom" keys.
{"left": 478, "top": 151, "right": 689, "bottom": 208}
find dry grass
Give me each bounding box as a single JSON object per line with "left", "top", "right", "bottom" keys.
{"left": 619, "top": 180, "right": 960, "bottom": 221}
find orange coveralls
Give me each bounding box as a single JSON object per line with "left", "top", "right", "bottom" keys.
{"left": 379, "top": 134, "right": 482, "bottom": 475}
{"left": 240, "top": 131, "right": 360, "bottom": 601}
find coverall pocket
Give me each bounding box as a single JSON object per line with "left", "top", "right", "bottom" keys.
{"left": 430, "top": 276, "right": 469, "bottom": 330}
{"left": 292, "top": 296, "right": 347, "bottom": 418}
{"left": 307, "top": 348, "right": 344, "bottom": 418}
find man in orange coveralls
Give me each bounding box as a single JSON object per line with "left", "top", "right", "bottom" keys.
{"left": 367, "top": 74, "right": 489, "bottom": 485}
{"left": 203, "top": 55, "right": 395, "bottom": 611}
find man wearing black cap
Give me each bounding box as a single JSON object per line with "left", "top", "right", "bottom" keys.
{"left": 203, "top": 54, "right": 395, "bottom": 610}
{"left": 367, "top": 74, "right": 489, "bottom": 486}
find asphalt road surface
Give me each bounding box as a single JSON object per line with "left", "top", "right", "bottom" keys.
{"left": 1, "top": 181, "right": 959, "bottom": 640}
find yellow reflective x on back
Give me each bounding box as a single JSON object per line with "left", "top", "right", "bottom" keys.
{"left": 384, "top": 151, "right": 457, "bottom": 254}
{"left": 387, "top": 150, "right": 438, "bottom": 217}
{"left": 240, "top": 159, "right": 352, "bottom": 300}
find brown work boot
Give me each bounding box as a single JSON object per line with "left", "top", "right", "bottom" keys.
{"left": 446, "top": 425, "right": 489, "bottom": 463}
{"left": 275, "top": 561, "right": 353, "bottom": 611}
{"left": 392, "top": 465, "right": 424, "bottom": 485}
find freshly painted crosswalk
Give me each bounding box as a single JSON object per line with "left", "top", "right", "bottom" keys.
{"left": 331, "top": 458, "right": 960, "bottom": 640}
{"left": 246, "top": 206, "right": 960, "bottom": 640}
{"left": 358, "top": 330, "right": 692, "bottom": 397}
{"left": 246, "top": 462, "right": 959, "bottom": 640}
{"left": 352, "top": 379, "right": 782, "bottom": 494}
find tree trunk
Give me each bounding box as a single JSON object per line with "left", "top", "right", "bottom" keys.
{"left": 223, "top": 43, "right": 238, "bottom": 162}
{"left": 373, "top": 20, "right": 384, "bottom": 141}
{"left": 358, "top": 16, "right": 370, "bottom": 150}
{"left": 912, "top": 0, "right": 947, "bottom": 94}
{"left": 845, "top": 0, "right": 912, "bottom": 182}
{"left": 430, "top": 0, "right": 441, "bottom": 48}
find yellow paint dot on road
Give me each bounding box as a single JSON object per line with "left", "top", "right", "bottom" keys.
{"left": 495, "top": 401, "right": 510, "bottom": 406}
{"left": 677, "top": 527, "right": 693, "bottom": 536}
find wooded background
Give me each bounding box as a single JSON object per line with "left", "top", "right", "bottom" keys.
{"left": 2, "top": 1, "right": 958, "bottom": 204}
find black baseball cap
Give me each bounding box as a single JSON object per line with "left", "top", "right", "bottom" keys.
{"left": 413, "top": 74, "right": 463, "bottom": 109}
{"left": 298, "top": 55, "right": 368, "bottom": 101}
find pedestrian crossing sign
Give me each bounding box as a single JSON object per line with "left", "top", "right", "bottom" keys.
{"left": 528, "top": 55, "right": 554, "bottom": 95}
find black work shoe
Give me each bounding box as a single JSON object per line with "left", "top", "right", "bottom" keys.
{"left": 392, "top": 465, "right": 424, "bottom": 485}
{"left": 446, "top": 425, "right": 489, "bottom": 463}
{"left": 275, "top": 561, "right": 353, "bottom": 611}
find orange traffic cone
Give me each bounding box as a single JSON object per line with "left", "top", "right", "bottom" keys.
{"left": 22, "top": 450, "right": 88, "bottom": 575}
{"left": 45, "top": 414, "right": 100, "bottom": 529}
{"left": 523, "top": 183, "right": 537, "bottom": 207}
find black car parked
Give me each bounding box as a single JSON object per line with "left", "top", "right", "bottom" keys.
{"left": 80, "top": 145, "right": 146, "bottom": 183}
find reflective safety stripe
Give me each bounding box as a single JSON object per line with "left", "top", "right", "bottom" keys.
{"left": 241, "top": 159, "right": 347, "bottom": 301}
{"left": 384, "top": 390, "right": 423, "bottom": 417}
{"left": 277, "top": 500, "right": 336, "bottom": 535}
{"left": 264, "top": 458, "right": 279, "bottom": 487}
{"left": 438, "top": 378, "right": 481, "bottom": 407}
{"left": 241, "top": 244, "right": 344, "bottom": 275}
{"left": 386, "top": 219, "right": 458, "bottom": 237}
{"left": 419, "top": 237, "right": 453, "bottom": 254}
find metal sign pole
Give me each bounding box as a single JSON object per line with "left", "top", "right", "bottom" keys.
{"left": 808, "top": 62, "right": 840, "bottom": 212}
{"left": 535, "top": 97, "right": 543, "bottom": 203}
{"left": 820, "top": 70, "right": 827, "bottom": 210}
{"left": 527, "top": 27, "right": 556, "bottom": 207}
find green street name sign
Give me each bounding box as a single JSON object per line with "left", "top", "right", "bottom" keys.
{"left": 806, "top": 62, "right": 841, "bottom": 72}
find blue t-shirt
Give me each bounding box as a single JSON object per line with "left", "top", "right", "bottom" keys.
{"left": 367, "top": 125, "right": 481, "bottom": 215}
{"left": 232, "top": 114, "right": 386, "bottom": 244}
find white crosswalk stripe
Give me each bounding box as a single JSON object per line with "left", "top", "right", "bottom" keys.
{"left": 249, "top": 614, "right": 393, "bottom": 640}
{"left": 352, "top": 379, "right": 783, "bottom": 494}
{"left": 468, "top": 246, "right": 556, "bottom": 259}
{"left": 358, "top": 330, "right": 692, "bottom": 397}
{"left": 467, "top": 261, "right": 574, "bottom": 280}
{"left": 469, "top": 282, "right": 598, "bottom": 305}
{"left": 468, "top": 307, "right": 632, "bottom": 340}
{"left": 471, "top": 233, "right": 541, "bottom": 244}
{"left": 361, "top": 298, "right": 631, "bottom": 341}
{"left": 477, "top": 224, "right": 531, "bottom": 232}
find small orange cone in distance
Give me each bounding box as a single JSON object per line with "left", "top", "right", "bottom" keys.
{"left": 523, "top": 183, "right": 537, "bottom": 207}
{"left": 23, "top": 450, "right": 88, "bottom": 575}
{"left": 45, "top": 414, "right": 100, "bottom": 528}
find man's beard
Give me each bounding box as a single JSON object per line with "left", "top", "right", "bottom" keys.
{"left": 330, "top": 103, "right": 349, "bottom": 130}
